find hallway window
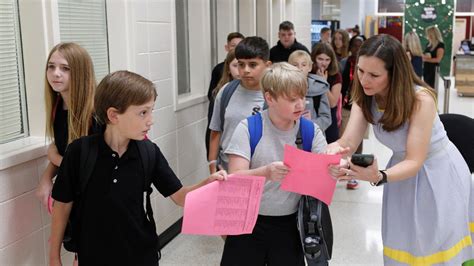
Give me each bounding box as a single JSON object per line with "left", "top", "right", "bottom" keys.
{"left": 58, "top": 0, "right": 110, "bottom": 80}
{"left": 175, "top": 0, "right": 191, "bottom": 95}
{"left": 175, "top": 0, "right": 212, "bottom": 99}
{"left": 0, "top": 0, "right": 28, "bottom": 144}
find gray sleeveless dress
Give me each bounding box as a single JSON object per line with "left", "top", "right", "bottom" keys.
{"left": 371, "top": 91, "right": 474, "bottom": 265}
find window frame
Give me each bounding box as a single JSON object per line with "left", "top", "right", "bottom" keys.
{"left": 0, "top": 0, "right": 29, "bottom": 144}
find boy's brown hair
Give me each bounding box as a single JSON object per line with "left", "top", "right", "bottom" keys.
{"left": 227, "top": 32, "right": 244, "bottom": 43}
{"left": 279, "top": 21, "right": 295, "bottom": 31}
{"left": 95, "top": 71, "right": 157, "bottom": 125}
{"left": 260, "top": 62, "right": 307, "bottom": 99}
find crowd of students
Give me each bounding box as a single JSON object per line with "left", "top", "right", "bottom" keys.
{"left": 37, "top": 19, "right": 472, "bottom": 266}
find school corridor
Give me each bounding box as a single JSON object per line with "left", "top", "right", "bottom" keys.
{"left": 159, "top": 83, "right": 474, "bottom": 265}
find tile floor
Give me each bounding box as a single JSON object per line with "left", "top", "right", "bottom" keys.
{"left": 160, "top": 83, "right": 473, "bottom": 266}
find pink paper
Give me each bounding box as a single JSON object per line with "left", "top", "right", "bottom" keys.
{"left": 281, "top": 145, "right": 341, "bottom": 205}
{"left": 182, "top": 174, "right": 265, "bottom": 235}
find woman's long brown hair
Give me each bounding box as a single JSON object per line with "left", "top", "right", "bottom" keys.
{"left": 352, "top": 34, "right": 432, "bottom": 132}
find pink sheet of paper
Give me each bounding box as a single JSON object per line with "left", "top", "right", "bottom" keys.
{"left": 182, "top": 174, "right": 265, "bottom": 235}
{"left": 281, "top": 145, "right": 341, "bottom": 205}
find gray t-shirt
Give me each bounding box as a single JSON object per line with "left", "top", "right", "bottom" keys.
{"left": 209, "top": 82, "right": 265, "bottom": 169}
{"left": 225, "top": 110, "right": 327, "bottom": 216}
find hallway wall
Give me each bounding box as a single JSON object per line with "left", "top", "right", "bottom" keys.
{"left": 0, "top": 0, "right": 311, "bottom": 264}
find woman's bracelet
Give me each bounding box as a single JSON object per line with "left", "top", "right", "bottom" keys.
{"left": 208, "top": 160, "right": 217, "bottom": 166}
{"left": 370, "top": 170, "right": 387, "bottom": 186}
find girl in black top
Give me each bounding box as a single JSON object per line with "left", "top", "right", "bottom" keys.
{"left": 422, "top": 26, "right": 445, "bottom": 88}
{"left": 36, "top": 43, "right": 96, "bottom": 211}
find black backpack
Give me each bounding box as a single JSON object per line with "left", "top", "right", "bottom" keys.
{"left": 62, "top": 135, "right": 158, "bottom": 257}
{"left": 246, "top": 113, "right": 333, "bottom": 262}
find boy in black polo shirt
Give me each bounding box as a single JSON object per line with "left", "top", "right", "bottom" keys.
{"left": 49, "top": 71, "right": 227, "bottom": 266}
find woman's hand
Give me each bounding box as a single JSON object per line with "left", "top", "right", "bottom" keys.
{"left": 265, "top": 161, "right": 289, "bottom": 182}
{"left": 338, "top": 158, "right": 380, "bottom": 183}
{"left": 325, "top": 141, "right": 351, "bottom": 156}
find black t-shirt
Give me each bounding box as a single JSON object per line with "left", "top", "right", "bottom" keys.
{"left": 52, "top": 134, "right": 183, "bottom": 265}
{"left": 53, "top": 100, "right": 104, "bottom": 156}
{"left": 53, "top": 105, "right": 68, "bottom": 156}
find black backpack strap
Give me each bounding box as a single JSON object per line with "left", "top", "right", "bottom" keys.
{"left": 78, "top": 135, "right": 99, "bottom": 195}
{"left": 295, "top": 119, "right": 332, "bottom": 261}
{"left": 64, "top": 135, "right": 98, "bottom": 252}
{"left": 136, "top": 140, "right": 160, "bottom": 258}
{"left": 219, "top": 79, "right": 240, "bottom": 131}
{"left": 312, "top": 95, "right": 322, "bottom": 116}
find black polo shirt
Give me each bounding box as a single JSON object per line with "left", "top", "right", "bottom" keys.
{"left": 52, "top": 134, "right": 183, "bottom": 265}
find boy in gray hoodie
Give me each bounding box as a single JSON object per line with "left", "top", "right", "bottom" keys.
{"left": 289, "top": 50, "right": 331, "bottom": 131}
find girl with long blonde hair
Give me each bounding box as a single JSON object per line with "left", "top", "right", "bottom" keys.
{"left": 403, "top": 31, "right": 423, "bottom": 77}
{"left": 422, "top": 26, "right": 445, "bottom": 88}
{"left": 37, "top": 42, "right": 96, "bottom": 210}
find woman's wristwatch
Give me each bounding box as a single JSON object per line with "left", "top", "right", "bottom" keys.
{"left": 371, "top": 170, "right": 387, "bottom": 186}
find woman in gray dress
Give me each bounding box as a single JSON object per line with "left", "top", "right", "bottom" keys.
{"left": 327, "top": 34, "right": 473, "bottom": 265}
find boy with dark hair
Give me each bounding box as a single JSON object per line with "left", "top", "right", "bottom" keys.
{"left": 49, "top": 71, "right": 227, "bottom": 266}
{"left": 319, "top": 27, "right": 331, "bottom": 44}
{"left": 221, "top": 62, "right": 327, "bottom": 265}
{"left": 270, "top": 20, "right": 310, "bottom": 63}
{"left": 208, "top": 36, "right": 271, "bottom": 173}
{"left": 206, "top": 32, "right": 245, "bottom": 157}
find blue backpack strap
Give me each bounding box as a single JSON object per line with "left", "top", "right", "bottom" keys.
{"left": 219, "top": 79, "right": 241, "bottom": 131}
{"left": 299, "top": 117, "right": 315, "bottom": 152}
{"left": 247, "top": 112, "right": 263, "bottom": 158}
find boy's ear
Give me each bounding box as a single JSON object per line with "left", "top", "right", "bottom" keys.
{"left": 224, "top": 43, "right": 229, "bottom": 52}
{"left": 265, "top": 60, "right": 272, "bottom": 67}
{"left": 106, "top": 107, "right": 120, "bottom": 124}
{"left": 264, "top": 91, "right": 274, "bottom": 105}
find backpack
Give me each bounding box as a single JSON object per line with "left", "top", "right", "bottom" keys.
{"left": 62, "top": 135, "right": 159, "bottom": 258}
{"left": 247, "top": 113, "right": 333, "bottom": 262}
{"left": 218, "top": 79, "right": 241, "bottom": 131}
{"left": 307, "top": 74, "right": 327, "bottom": 117}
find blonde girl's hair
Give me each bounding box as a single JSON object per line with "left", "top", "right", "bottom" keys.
{"left": 404, "top": 31, "right": 423, "bottom": 57}
{"left": 213, "top": 49, "right": 237, "bottom": 99}
{"left": 425, "top": 25, "right": 443, "bottom": 50}
{"left": 352, "top": 34, "right": 433, "bottom": 132}
{"left": 45, "top": 42, "right": 96, "bottom": 144}
{"left": 260, "top": 62, "right": 307, "bottom": 99}
{"left": 331, "top": 29, "right": 350, "bottom": 58}
{"left": 288, "top": 50, "right": 313, "bottom": 68}
{"left": 310, "top": 42, "right": 339, "bottom": 76}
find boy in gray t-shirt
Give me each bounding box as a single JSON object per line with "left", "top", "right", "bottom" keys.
{"left": 208, "top": 37, "right": 271, "bottom": 173}
{"left": 221, "top": 63, "right": 327, "bottom": 265}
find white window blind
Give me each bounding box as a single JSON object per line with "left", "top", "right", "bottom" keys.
{"left": 58, "top": 0, "right": 109, "bottom": 81}
{"left": 0, "top": 0, "right": 28, "bottom": 144}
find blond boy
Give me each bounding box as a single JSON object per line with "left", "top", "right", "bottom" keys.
{"left": 221, "top": 63, "right": 327, "bottom": 265}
